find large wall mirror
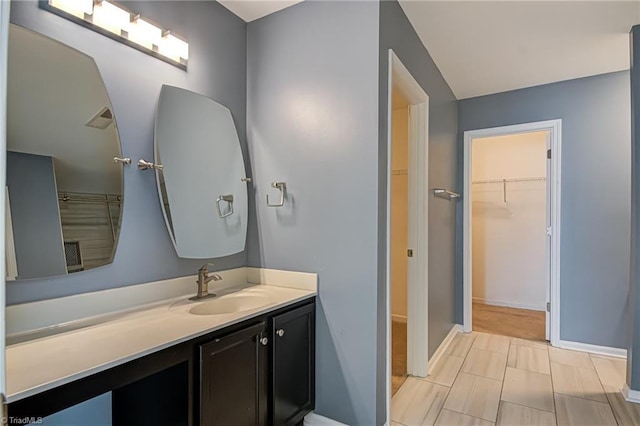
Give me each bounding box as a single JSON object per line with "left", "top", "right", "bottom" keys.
{"left": 155, "top": 85, "right": 247, "bottom": 258}
{"left": 5, "top": 25, "right": 124, "bottom": 281}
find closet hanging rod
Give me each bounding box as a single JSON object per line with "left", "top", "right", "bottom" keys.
{"left": 472, "top": 177, "right": 546, "bottom": 185}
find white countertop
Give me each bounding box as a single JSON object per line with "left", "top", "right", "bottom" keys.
{"left": 6, "top": 270, "right": 316, "bottom": 403}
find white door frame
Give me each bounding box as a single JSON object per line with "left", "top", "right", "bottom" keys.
{"left": 462, "top": 120, "right": 562, "bottom": 347}
{"left": 386, "top": 49, "right": 429, "bottom": 415}
{"left": 0, "top": 0, "right": 10, "bottom": 407}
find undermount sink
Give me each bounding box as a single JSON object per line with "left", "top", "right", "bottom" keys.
{"left": 189, "top": 294, "right": 271, "bottom": 316}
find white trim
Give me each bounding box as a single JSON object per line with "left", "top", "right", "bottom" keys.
{"left": 392, "top": 53, "right": 429, "bottom": 378}
{"left": 5, "top": 187, "right": 17, "bottom": 281}
{"left": 0, "top": 0, "right": 10, "bottom": 399}
{"left": 304, "top": 412, "right": 347, "bottom": 426}
{"left": 558, "top": 340, "right": 627, "bottom": 359}
{"left": 472, "top": 297, "right": 546, "bottom": 312}
{"left": 386, "top": 49, "right": 430, "bottom": 425}
{"left": 385, "top": 50, "right": 393, "bottom": 426}
{"left": 463, "top": 120, "right": 562, "bottom": 348}
{"left": 392, "top": 314, "right": 407, "bottom": 323}
{"left": 428, "top": 324, "right": 462, "bottom": 375}
{"left": 622, "top": 384, "right": 640, "bottom": 403}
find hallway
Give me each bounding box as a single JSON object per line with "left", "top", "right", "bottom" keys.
{"left": 391, "top": 331, "right": 636, "bottom": 425}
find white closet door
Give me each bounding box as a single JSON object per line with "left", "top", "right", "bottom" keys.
{"left": 0, "top": 0, "right": 10, "bottom": 410}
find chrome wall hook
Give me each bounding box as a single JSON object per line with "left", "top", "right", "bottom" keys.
{"left": 113, "top": 157, "right": 131, "bottom": 165}
{"left": 433, "top": 189, "right": 460, "bottom": 201}
{"left": 266, "top": 181, "right": 286, "bottom": 207}
{"left": 137, "top": 158, "right": 164, "bottom": 171}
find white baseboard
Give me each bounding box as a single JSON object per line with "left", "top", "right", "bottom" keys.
{"left": 304, "top": 412, "right": 347, "bottom": 426}
{"left": 473, "top": 297, "right": 545, "bottom": 312}
{"left": 558, "top": 339, "right": 627, "bottom": 359}
{"left": 622, "top": 384, "right": 640, "bottom": 403}
{"left": 428, "top": 324, "right": 463, "bottom": 375}
{"left": 392, "top": 314, "right": 407, "bottom": 323}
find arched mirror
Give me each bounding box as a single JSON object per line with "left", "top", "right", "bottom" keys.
{"left": 6, "top": 25, "right": 124, "bottom": 281}
{"left": 155, "top": 85, "right": 248, "bottom": 258}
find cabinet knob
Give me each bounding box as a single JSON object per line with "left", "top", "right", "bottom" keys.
{"left": 276, "top": 329, "right": 285, "bottom": 337}
{"left": 260, "top": 337, "right": 269, "bottom": 346}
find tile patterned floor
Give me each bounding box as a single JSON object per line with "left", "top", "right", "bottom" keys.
{"left": 392, "top": 332, "right": 635, "bottom": 425}
{"left": 472, "top": 303, "right": 546, "bottom": 341}
{"left": 393, "top": 320, "right": 408, "bottom": 395}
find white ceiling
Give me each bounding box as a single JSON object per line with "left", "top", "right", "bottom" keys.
{"left": 218, "top": 0, "right": 303, "bottom": 22}
{"left": 220, "top": 0, "right": 640, "bottom": 100}
{"left": 399, "top": 1, "right": 640, "bottom": 99}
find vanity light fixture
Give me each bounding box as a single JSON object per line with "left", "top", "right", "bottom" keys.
{"left": 40, "top": 0, "right": 189, "bottom": 70}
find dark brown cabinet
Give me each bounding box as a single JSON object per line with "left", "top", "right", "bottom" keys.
{"left": 10, "top": 299, "right": 315, "bottom": 426}
{"left": 198, "top": 321, "right": 268, "bottom": 426}
{"left": 198, "top": 301, "right": 315, "bottom": 426}
{"left": 271, "top": 303, "right": 315, "bottom": 426}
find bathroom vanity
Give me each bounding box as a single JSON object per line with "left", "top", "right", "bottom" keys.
{"left": 3, "top": 19, "right": 313, "bottom": 426}
{"left": 6, "top": 270, "right": 316, "bottom": 425}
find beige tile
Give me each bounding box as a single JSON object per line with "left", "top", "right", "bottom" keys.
{"left": 507, "top": 345, "right": 551, "bottom": 375}
{"left": 472, "top": 333, "right": 511, "bottom": 355}
{"left": 606, "top": 389, "right": 640, "bottom": 426}
{"left": 548, "top": 347, "right": 594, "bottom": 369}
{"left": 391, "top": 377, "right": 449, "bottom": 425}
{"left": 392, "top": 374, "right": 408, "bottom": 396}
{"left": 512, "top": 337, "right": 550, "bottom": 350}
{"left": 590, "top": 354, "right": 626, "bottom": 393}
{"left": 435, "top": 409, "right": 494, "bottom": 426}
{"left": 443, "top": 372, "right": 502, "bottom": 422}
{"left": 425, "top": 355, "right": 465, "bottom": 387}
{"left": 462, "top": 348, "right": 508, "bottom": 380}
{"left": 446, "top": 333, "right": 476, "bottom": 358}
{"left": 550, "top": 362, "right": 607, "bottom": 403}
{"left": 554, "top": 393, "right": 617, "bottom": 426}
{"left": 501, "top": 367, "right": 554, "bottom": 413}
{"left": 497, "top": 401, "right": 557, "bottom": 425}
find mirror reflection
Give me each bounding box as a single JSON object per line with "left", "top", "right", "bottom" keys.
{"left": 5, "top": 24, "right": 124, "bottom": 281}
{"left": 155, "top": 85, "right": 247, "bottom": 258}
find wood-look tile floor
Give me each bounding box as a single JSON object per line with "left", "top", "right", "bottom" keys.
{"left": 393, "top": 320, "right": 408, "bottom": 395}
{"left": 392, "top": 331, "right": 632, "bottom": 425}
{"left": 472, "top": 302, "right": 546, "bottom": 341}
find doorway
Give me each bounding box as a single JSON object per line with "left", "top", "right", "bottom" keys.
{"left": 463, "top": 120, "right": 562, "bottom": 346}
{"left": 390, "top": 85, "right": 409, "bottom": 394}
{"left": 386, "top": 49, "right": 429, "bottom": 406}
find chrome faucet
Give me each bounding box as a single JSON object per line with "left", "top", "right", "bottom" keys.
{"left": 190, "top": 263, "right": 223, "bottom": 301}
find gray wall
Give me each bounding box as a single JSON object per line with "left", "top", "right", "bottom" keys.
{"left": 8, "top": 1, "right": 250, "bottom": 304}
{"left": 458, "top": 71, "right": 631, "bottom": 348}
{"left": 6, "top": 151, "right": 66, "bottom": 279}
{"left": 40, "top": 393, "right": 111, "bottom": 426}
{"left": 379, "top": 1, "right": 459, "bottom": 365}
{"left": 627, "top": 24, "right": 640, "bottom": 390}
{"left": 247, "top": 2, "right": 380, "bottom": 424}
{"left": 378, "top": 1, "right": 459, "bottom": 421}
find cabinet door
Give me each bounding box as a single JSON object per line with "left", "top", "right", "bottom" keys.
{"left": 272, "top": 303, "right": 315, "bottom": 426}
{"left": 199, "top": 322, "right": 268, "bottom": 426}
